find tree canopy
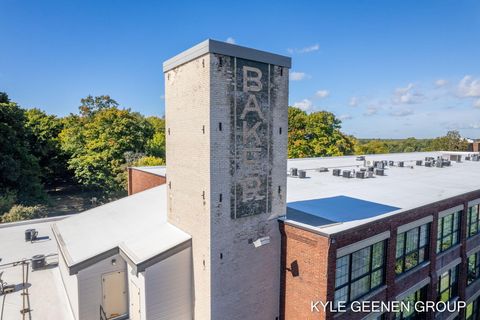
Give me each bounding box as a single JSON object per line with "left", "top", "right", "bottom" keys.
{"left": 288, "top": 107, "right": 356, "bottom": 158}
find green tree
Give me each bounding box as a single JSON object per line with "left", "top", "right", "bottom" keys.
{"left": 288, "top": 107, "right": 356, "bottom": 158}
{"left": 59, "top": 96, "right": 154, "bottom": 192}
{"left": 24, "top": 108, "right": 69, "bottom": 184}
{"left": 430, "top": 130, "right": 468, "bottom": 151}
{"left": 145, "top": 116, "right": 166, "bottom": 159}
{"left": 0, "top": 93, "right": 45, "bottom": 205}
{"left": 357, "top": 140, "right": 389, "bottom": 154}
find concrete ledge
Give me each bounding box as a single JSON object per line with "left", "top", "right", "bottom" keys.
{"left": 163, "top": 39, "right": 292, "bottom": 72}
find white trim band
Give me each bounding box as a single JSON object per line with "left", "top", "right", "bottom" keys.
{"left": 438, "top": 205, "right": 464, "bottom": 219}
{"left": 468, "top": 198, "right": 480, "bottom": 208}
{"left": 337, "top": 231, "right": 390, "bottom": 258}
{"left": 397, "top": 216, "right": 433, "bottom": 234}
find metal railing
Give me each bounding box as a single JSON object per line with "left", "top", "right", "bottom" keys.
{"left": 100, "top": 305, "right": 107, "bottom": 320}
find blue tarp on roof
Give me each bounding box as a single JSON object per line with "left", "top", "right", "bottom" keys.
{"left": 287, "top": 196, "right": 400, "bottom": 223}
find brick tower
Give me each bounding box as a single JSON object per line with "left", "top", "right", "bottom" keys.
{"left": 163, "top": 39, "right": 290, "bottom": 320}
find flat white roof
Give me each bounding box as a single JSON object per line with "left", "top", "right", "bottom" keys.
{"left": 0, "top": 219, "right": 74, "bottom": 319}
{"left": 53, "top": 185, "right": 190, "bottom": 272}
{"left": 284, "top": 151, "right": 480, "bottom": 235}
{"left": 131, "top": 165, "right": 166, "bottom": 177}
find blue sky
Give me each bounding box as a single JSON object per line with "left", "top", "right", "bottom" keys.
{"left": 1, "top": 0, "right": 480, "bottom": 138}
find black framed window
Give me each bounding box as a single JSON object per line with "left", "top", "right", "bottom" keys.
{"left": 465, "top": 297, "right": 480, "bottom": 320}
{"left": 437, "top": 211, "right": 461, "bottom": 253}
{"left": 395, "top": 224, "right": 430, "bottom": 275}
{"left": 334, "top": 240, "right": 386, "bottom": 307}
{"left": 468, "top": 252, "right": 480, "bottom": 285}
{"left": 394, "top": 286, "right": 427, "bottom": 320}
{"left": 437, "top": 265, "right": 459, "bottom": 302}
{"left": 467, "top": 204, "right": 480, "bottom": 238}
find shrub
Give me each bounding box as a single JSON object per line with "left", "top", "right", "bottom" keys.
{"left": 0, "top": 191, "right": 17, "bottom": 215}
{"left": 1, "top": 205, "right": 47, "bottom": 223}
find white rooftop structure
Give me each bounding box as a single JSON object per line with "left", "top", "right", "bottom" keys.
{"left": 284, "top": 151, "right": 480, "bottom": 234}
{"left": 53, "top": 185, "right": 190, "bottom": 274}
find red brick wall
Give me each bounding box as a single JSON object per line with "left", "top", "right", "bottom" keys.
{"left": 280, "top": 223, "right": 330, "bottom": 320}
{"left": 281, "top": 190, "right": 480, "bottom": 320}
{"left": 127, "top": 168, "right": 166, "bottom": 195}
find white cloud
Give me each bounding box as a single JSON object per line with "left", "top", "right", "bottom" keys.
{"left": 389, "top": 108, "right": 414, "bottom": 117}
{"left": 287, "top": 44, "right": 320, "bottom": 54}
{"left": 315, "top": 90, "right": 329, "bottom": 98}
{"left": 338, "top": 114, "right": 352, "bottom": 121}
{"left": 475, "top": 99, "right": 480, "bottom": 108}
{"left": 434, "top": 79, "right": 448, "bottom": 88}
{"left": 364, "top": 106, "right": 378, "bottom": 116}
{"left": 290, "top": 71, "right": 307, "bottom": 81}
{"left": 293, "top": 99, "right": 313, "bottom": 111}
{"left": 392, "top": 83, "right": 424, "bottom": 104}
{"left": 226, "top": 37, "right": 236, "bottom": 44}
{"left": 349, "top": 96, "right": 359, "bottom": 107}
{"left": 458, "top": 75, "right": 480, "bottom": 97}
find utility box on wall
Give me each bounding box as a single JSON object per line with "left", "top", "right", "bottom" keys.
{"left": 163, "top": 39, "right": 290, "bottom": 320}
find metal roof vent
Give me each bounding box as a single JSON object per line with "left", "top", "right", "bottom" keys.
{"left": 342, "top": 170, "right": 352, "bottom": 178}
{"left": 317, "top": 167, "right": 329, "bottom": 172}
{"left": 298, "top": 170, "right": 306, "bottom": 179}
{"left": 356, "top": 156, "right": 365, "bottom": 161}
{"left": 290, "top": 168, "right": 298, "bottom": 176}
{"left": 356, "top": 171, "right": 366, "bottom": 179}
{"left": 375, "top": 168, "right": 385, "bottom": 176}
{"left": 416, "top": 160, "right": 423, "bottom": 166}
{"left": 333, "top": 169, "right": 341, "bottom": 176}
{"left": 425, "top": 161, "right": 432, "bottom": 167}
{"left": 398, "top": 161, "right": 404, "bottom": 167}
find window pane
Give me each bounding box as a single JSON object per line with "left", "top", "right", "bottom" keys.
{"left": 405, "top": 251, "right": 419, "bottom": 271}
{"left": 453, "top": 212, "right": 460, "bottom": 231}
{"left": 443, "top": 215, "right": 452, "bottom": 234}
{"left": 439, "top": 272, "right": 449, "bottom": 291}
{"left": 371, "top": 269, "right": 383, "bottom": 288}
{"left": 418, "top": 247, "right": 426, "bottom": 264}
{"left": 395, "top": 258, "right": 403, "bottom": 275}
{"left": 335, "top": 256, "right": 349, "bottom": 287}
{"left": 350, "top": 275, "right": 370, "bottom": 300}
{"left": 334, "top": 287, "right": 348, "bottom": 307}
{"left": 406, "top": 229, "right": 419, "bottom": 253}
{"left": 372, "top": 242, "right": 384, "bottom": 269}
{"left": 351, "top": 247, "right": 370, "bottom": 279}
{"left": 396, "top": 233, "right": 405, "bottom": 258}
{"left": 419, "top": 224, "right": 429, "bottom": 247}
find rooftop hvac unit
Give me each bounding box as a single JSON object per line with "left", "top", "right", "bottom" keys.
{"left": 356, "top": 171, "right": 366, "bottom": 179}
{"left": 425, "top": 157, "right": 434, "bottom": 162}
{"left": 398, "top": 161, "right": 404, "bottom": 167}
{"left": 425, "top": 161, "right": 432, "bottom": 167}
{"left": 466, "top": 156, "right": 471, "bottom": 161}
{"left": 290, "top": 168, "right": 298, "bottom": 176}
{"left": 368, "top": 166, "right": 375, "bottom": 172}
{"left": 449, "top": 154, "right": 462, "bottom": 162}
{"left": 360, "top": 168, "right": 367, "bottom": 172}
{"left": 473, "top": 156, "right": 480, "bottom": 161}
{"left": 342, "top": 170, "right": 352, "bottom": 178}
{"left": 436, "top": 161, "right": 443, "bottom": 168}
{"left": 298, "top": 170, "right": 306, "bottom": 178}
{"left": 31, "top": 254, "right": 45, "bottom": 270}
{"left": 388, "top": 161, "right": 394, "bottom": 166}
{"left": 416, "top": 160, "right": 423, "bottom": 166}
{"left": 317, "top": 167, "right": 329, "bottom": 172}
{"left": 443, "top": 160, "right": 451, "bottom": 166}
{"left": 376, "top": 162, "right": 384, "bottom": 169}
{"left": 333, "top": 169, "right": 341, "bottom": 176}
{"left": 25, "top": 229, "right": 38, "bottom": 242}
{"left": 375, "top": 168, "right": 384, "bottom": 176}
{"left": 367, "top": 171, "right": 374, "bottom": 178}
{"left": 356, "top": 156, "right": 365, "bottom": 161}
